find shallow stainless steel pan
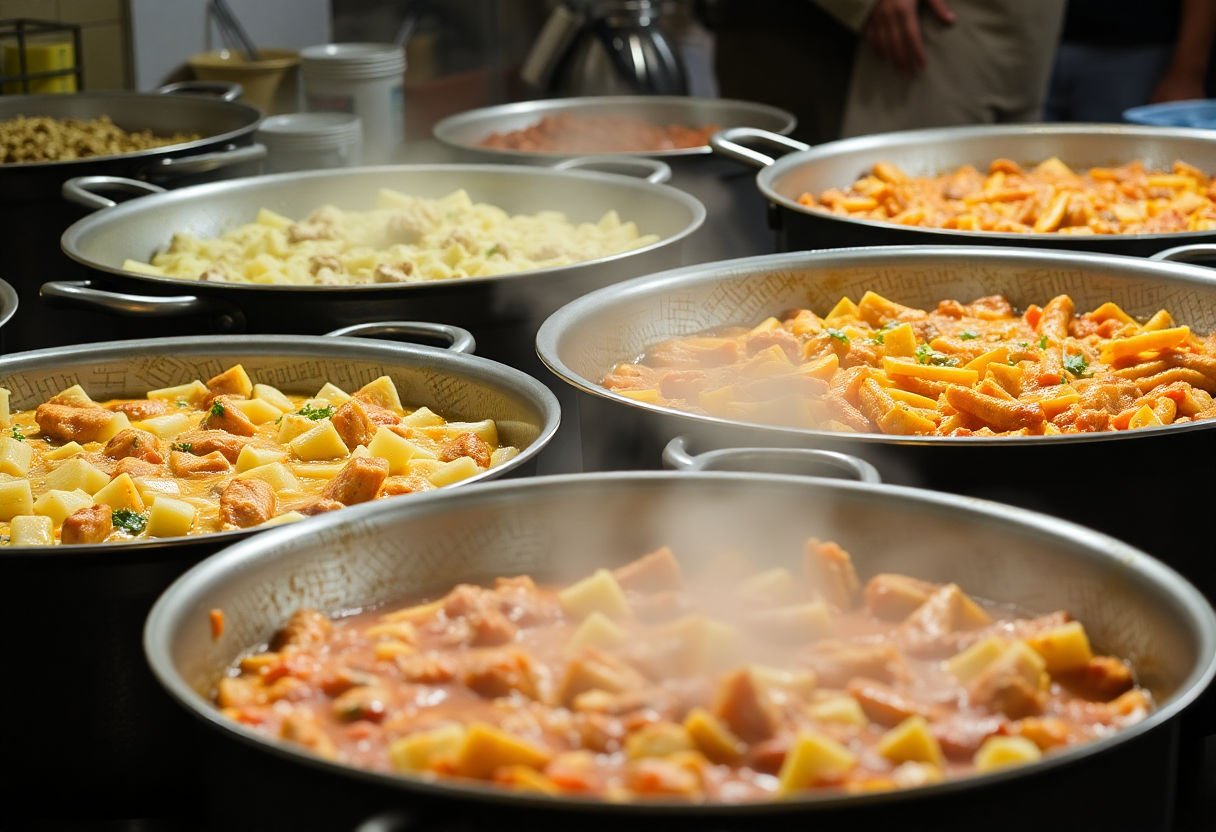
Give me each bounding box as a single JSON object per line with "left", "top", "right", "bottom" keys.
{"left": 435, "top": 96, "right": 794, "bottom": 262}
{"left": 44, "top": 161, "right": 703, "bottom": 365}
{"left": 0, "top": 327, "right": 558, "bottom": 820}
{"left": 145, "top": 469, "right": 1215, "bottom": 830}
{"left": 711, "top": 123, "right": 1216, "bottom": 256}
{"left": 536, "top": 244, "right": 1216, "bottom": 597}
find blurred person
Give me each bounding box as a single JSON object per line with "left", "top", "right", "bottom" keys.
{"left": 695, "top": 0, "right": 857, "bottom": 144}
{"left": 819, "top": 0, "right": 1065, "bottom": 136}
{"left": 1044, "top": 0, "right": 1216, "bottom": 122}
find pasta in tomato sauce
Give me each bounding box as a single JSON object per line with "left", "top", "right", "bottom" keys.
{"left": 601, "top": 291, "right": 1216, "bottom": 436}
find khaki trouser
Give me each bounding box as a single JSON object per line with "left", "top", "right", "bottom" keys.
{"left": 842, "top": 0, "right": 1066, "bottom": 137}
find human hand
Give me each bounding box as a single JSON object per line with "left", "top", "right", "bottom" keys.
{"left": 1151, "top": 66, "right": 1207, "bottom": 103}
{"left": 861, "top": 0, "right": 956, "bottom": 76}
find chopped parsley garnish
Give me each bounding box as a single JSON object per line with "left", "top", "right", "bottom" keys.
{"left": 1063, "top": 353, "right": 1091, "bottom": 378}
{"left": 915, "top": 343, "right": 960, "bottom": 367}
{"left": 8, "top": 425, "right": 24, "bottom": 442}
{"left": 175, "top": 400, "right": 190, "bottom": 408}
{"left": 171, "top": 442, "right": 193, "bottom": 453}
{"left": 1037, "top": 334, "right": 1049, "bottom": 350}
{"left": 867, "top": 332, "right": 885, "bottom": 345}
{"left": 825, "top": 328, "right": 850, "bottom": 344}
{"left": 958, "top": 330, "right": 979, "bottom": 341}
{"left": 485, "top": 244, "right": 503, "bottom": 257}
{"left": 209, "top": 400, "right": 225, "bottom": 417}
{"left": 112, "top": 508, "right": 148, "bottom": 535}
{"left": 297, "top": 402, "right": 334, "bottom": 421}
{"left": 880, "top": 320, "right": 900, "bottom": 331}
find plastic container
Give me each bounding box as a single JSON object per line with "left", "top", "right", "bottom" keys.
{"left": 300, "top": 43, "right": 405, "bottom": 163}
{"left": 1123, "top": 99, "right": 1216, "bottom": 129}
{"left": 255, "top": 112, "right": 362, "bottom": 173}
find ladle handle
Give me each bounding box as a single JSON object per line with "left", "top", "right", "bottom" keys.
{"left": 324, "top": 321, "right": 477, "bottom": 354}
{"left": 709, "top": 127, "right": 811, "bottom": 169}
{"left": 662, "top": 436, "right": 882, "bottom": 484}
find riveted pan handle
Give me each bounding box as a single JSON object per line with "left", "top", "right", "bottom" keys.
{"left": 553, "top": 155, "right": 672, "bottom": 185}
{"left": 662, "top": 436, "right": 881, "bottom": 483}
{"left": 710, "top": 127, "right": 811, "bottom": 169}
{"left": 1149, "top": 243, "right": 1216, "bottom": 266}
{"left": 40, "top": 280, "right": 245, "bottom": 329}
{"left": 156, "top": 80, "right": 244, "bottom": 102}
{"left": 153, "top": 143, "right": 267, "bottom": 176}
{"left": 325, "top": 321, "right": 477, "bottom": 354}
{"left": 63, "top": 176, "right": 167, "bottom": 211}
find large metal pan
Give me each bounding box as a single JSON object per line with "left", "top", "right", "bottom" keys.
{"left": 1, "top": 83, "right": 266, "bottom": 350}
{"left": 536, "top": 245, "right": 1216, "bottom": 599}
{"left": 0, "top": 328, "right": 558, "bottom": 821}
{"left": 145, "top": 469, "right": 1216, "bottom": 830}
{"left": 44, "top": 161, "right": 703, "bottom": 366}
{"left": 435, "top": 96, "right": 795, "bottom": 262}
{"left": 710, "top": 123, "right": 1216, "bottom": 256}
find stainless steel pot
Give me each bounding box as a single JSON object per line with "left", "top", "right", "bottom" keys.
{"left": 0, "top": 327, "right": 558, "bottom": 821}
{"left": 710, "top": 124, "right": 1216, "bottom": 256}
{"left": 145, "top": 469, "right": 1216, "bottom": 830}
{"left": 45, "top": 161, "right": 703, "bottom": 365}
{"left": 434, "top": 96, "right": 794, "bottom": 262}
{"left": 1, "top": 83, "right": 266, "bottom": 350}
{"left": 536, "top": 245, "right": 1216, "bottom": 598}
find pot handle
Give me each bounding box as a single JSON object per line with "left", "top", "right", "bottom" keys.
{"left": 552, "top": 155, "right": 672, "bottom": 185}
{"left": 153, "top": 143, "right": 267, "bottom": 176}
{"left": 156, "top": 80, "right": 244, "bottom": 102}
{"left": 324, "top": 321, "right": 477, "bottom": 355}
{"left": 710, "top": 127, "right": 812, "bottom": 170}
{"left": 40, "top": 280, "right": 244, "bottom": 329}
{"left": 1148, "top": 243, "right": 1216, "bottom": 265}
{"left": 662, "top": 436, "right": 881, "bottom": 484}
{"left": 63, "top": 175, "right": 167, "bottom": 211}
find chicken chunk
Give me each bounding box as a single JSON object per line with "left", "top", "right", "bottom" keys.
{"left": 199, "top": 396, "right": 256, "bottom": 437}
{"left": 712, "top": 669, "right": 780, "bottom": 743}
{"left": 298, "top": 498, "right": 345, "bottom": 516}
{"left": 61, "top": 505, "right": 113, "bottom": 545}
{"left": 35, "top": 402, "right": 113, "bottom": 443}
{"left": 173, "top": 430, "right": 248, "bottom": 463}
{"left": 329, "top": 398, "right": 377, "bottom": 449}
{"left": 169, "top": 450, "right": 231, "bottom": 476}
{"left": 864, "top": 573, "right": 940, "bottom": 620}
{"left": 112, "top": 457, "right": 162, "bottom": 478}
{"left": 108, "top": 399, "right": 170, "bottom": 420}
{"left": 219, "top": 478, "right": 277, "bottom": 529}
{"left": 439, "top": 432, "right": 492, "bottom": 467}
{"left": 272, "top": 608, "right": 332, "bottom": 650}
{"left": 805, "top": 538, "right": 860, "bottom": 610}
{"left": 463, "top": 648, "right": 540, "bottom": 699}
{"left": 846, "top": 678, "right": 927, "bottom": 727}
{"left": 380, "top": 475, "right": 433, "bottom": 496}
{"left": 321, "top": 456, "right": 389, "bottom": 505}
{"left": 104, "top": 428, "right": 165, "bottom": 464}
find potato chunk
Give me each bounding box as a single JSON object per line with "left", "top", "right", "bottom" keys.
{"left": 453, "top": 723, "right": 551, "bottom": 779}
{"left": 876, "top": 715, "right": 944, "bottom": 767}
{"left": 974, "top": 735, "right": 1042, "bottom": 772}
{"left": 777, "top": 731, "right": 857, "bottom": 794}
{"left": 558, "top": 569, "right": 631, "bottom": 620}
{"left": 1025, "top": 621, "right": 1093, "bottom": 675}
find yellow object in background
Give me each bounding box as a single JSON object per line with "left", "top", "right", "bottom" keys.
{"left": 2, "top": 40, "right": 77, "bottom": 94}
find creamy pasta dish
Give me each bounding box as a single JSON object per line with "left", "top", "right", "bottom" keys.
{"left": 123, "top": 189, "right": 658, "bottom": 286}
{"left": 0, "top": 365, "right": 518, "bottom": 545}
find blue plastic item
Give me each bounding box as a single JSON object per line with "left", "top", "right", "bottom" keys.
{"left": 1123, "top": 99, "right": 1216, "bottom": 129}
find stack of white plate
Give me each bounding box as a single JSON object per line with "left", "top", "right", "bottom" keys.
{"left": 255, "top": 112, "right": 363, "bottom": 173}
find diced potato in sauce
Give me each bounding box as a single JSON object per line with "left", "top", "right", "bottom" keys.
{"left": 216, "top": 539, "right": 1151, "bottom": 802}
{"left": 0, "top": 365, "right": 519, "bottom": 545}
